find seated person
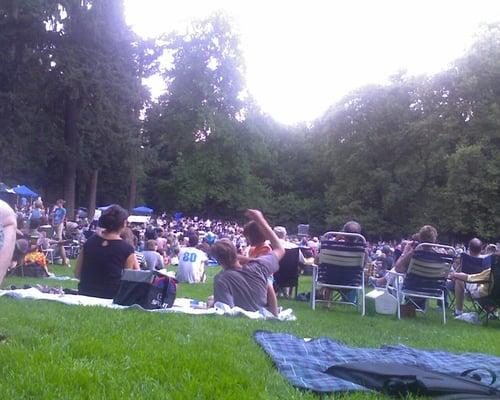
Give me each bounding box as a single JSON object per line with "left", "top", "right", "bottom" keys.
{"left": 371, "top": 226, "right": 439, "bottom": 287}
{"left": 452, "top": 238, "right": 489, "bottom": 316}
{"left": 0, "top": 200, "right": 17, "bottom": 283}
{"left": 75, "top": 205, "right": 139, "bottom": 299}
{"left": 449, "top": 255, "right": 495, "bottom": 307}
{"left": 210, "top": 209, "right": 284, "bottom": 316}
{"left": 176, "top": 234, "right": 208, "bottom": 283}
{"left": 23, "top": 247, "right": 49, "bottom": 276}
{"left": 240, "top": 220, "right": 278, "bottom": 311}
{"left": 121, "top": 227, "right": 147, "bottom": 270}
{"left": 141, "top": 240, "right": 164, "bottom": 271}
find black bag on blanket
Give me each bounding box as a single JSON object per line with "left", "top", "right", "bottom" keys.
{"left": 325, "top": 362, "right": 500, "bottom": 398}
{"left": 113, "top": 270, "right": 176, "bottom": 309}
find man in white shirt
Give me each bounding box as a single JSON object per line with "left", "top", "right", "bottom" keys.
{"left": 176, "top": 234, "right": 208, "bottom": 283}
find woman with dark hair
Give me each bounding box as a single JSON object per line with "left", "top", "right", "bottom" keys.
{"left": 75, "top": 205, "right": 139, "bottom": 298}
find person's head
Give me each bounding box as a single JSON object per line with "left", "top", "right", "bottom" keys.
{"left": 210, "top": 238, "right": 238, "bottom": 269}
{"left": 98, "top": 204, "right": 128, "bottom": 233}
{"left": 120, "top": 227, "right": 136, "bottom": 247}
{"left": 418, "top": 225, "right": 437, "bottom": 244}
{"left": 342, "top": 221, "right": 362, "bottom": 234}
{"left": 468, "top": 238, "right": 482, "bottom": 256}
{"left": 244, "top": 221, "right": 266, "bottom": 245}
{"left": 56, "top": 199, "right": 65, "bottom": 207}
{"left": 188, "top": 234, "right": 199, "bottom": 247}
{"left": 146, "top": 239, "right": 157, "bottom": 251}
{"left": 34, "top": 200, "right": 43, "bottom": 209}
{"left": 382, "top": 245, "right": 392, "bottom": 256}
{"left": 273, "top": 226, "right": 287, "bottom": 240}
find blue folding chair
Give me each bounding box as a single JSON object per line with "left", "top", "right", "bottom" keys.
{"left": 389, "top": 243, "right": 456, "bottom": 324}
{"left": 311, "top": 232, "right": 367, "bottom": 315}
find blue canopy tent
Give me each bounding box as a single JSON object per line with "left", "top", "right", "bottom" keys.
{"left": 132, "top": 206, "right": 153, "bottom": 215}
{"left": 12, "top": 185, "right": 38, "bottom": 197}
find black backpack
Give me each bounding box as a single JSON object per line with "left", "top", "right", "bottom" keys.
{"left": 325, "top": 362, "right": 500, "bottom": 399}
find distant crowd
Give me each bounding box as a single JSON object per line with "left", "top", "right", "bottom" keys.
{"left": 1, "top": 197, "right": 498, "bottom": 319}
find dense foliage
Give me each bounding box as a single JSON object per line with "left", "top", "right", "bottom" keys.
{"left": 1, "top": 2, "right": 499, "bottom": 239}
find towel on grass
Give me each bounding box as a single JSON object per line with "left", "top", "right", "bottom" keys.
{"left": 46, "top": 273, "right": 78, "bottom": 281}
{"left": 0, "top": 288, "right": 295, "bottom": 320}
{"left": 254, "top": 330, "right": 500, "bottom": 393}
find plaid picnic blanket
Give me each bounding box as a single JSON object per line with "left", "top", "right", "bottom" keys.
{"left": 254, "top": 330, "right": 500, "bottom": 393}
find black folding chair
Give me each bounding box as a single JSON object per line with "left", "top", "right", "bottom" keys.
{"left": 468, "top": 255, "right": 499, "bottom": 324}
{"left": 273, "top": 247, "right": 300, "bottom": 298}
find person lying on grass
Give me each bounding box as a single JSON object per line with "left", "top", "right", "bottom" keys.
{"left": 209, "top": 209, "right": 285, "bottom": 316}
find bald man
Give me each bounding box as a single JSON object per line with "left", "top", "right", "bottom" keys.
{"left": 0, "top": 200, "right": 17, "bottom": 283}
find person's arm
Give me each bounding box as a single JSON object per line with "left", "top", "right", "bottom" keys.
{"left": 393, "top": 242, "right": 414, "bottom": 273}
{"left": 158, "top": 254, "right": 165, "bottom": 269}
{"left": 125, "top": 253, "right": 140, "bottom": 270}
{"left": 244, "top": 209, "right": 285, "bottom": 261}
{"left": 74, "top": 251, "right": 84, "bottom": 279}
{"left": 0, "top": 201, "right": 17, "bottom": 283}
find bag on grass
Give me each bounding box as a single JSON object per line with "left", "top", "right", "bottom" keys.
{"left": 325, "top": 362, "right": 500, "bottom": 398}
{"left": 113, "top": 270, "right": 176, "bottom": 309}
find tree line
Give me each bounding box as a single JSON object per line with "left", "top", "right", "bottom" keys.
{"left": 1, "top": 1, "right": 499, "bottom": 240}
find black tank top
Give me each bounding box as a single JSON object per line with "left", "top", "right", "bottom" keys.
{"left": 78, "top": 235, "right": 133, "bottom": 299}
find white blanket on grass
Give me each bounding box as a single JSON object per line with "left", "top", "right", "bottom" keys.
{"left": 0, "top": 288, "right": 296, "bottom": 321}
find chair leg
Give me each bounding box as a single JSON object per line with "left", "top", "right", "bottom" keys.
{"left": 361, "top": 286, "right": 366, "bottom": 316}
{"left": 311, "top": 283, "right": 316, "bottom": 310}
{"left": 442, "top": 294, "right": 446, "bottom": 324}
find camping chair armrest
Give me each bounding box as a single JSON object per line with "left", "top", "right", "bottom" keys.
{"left": 385, "top": 270, "right": 404, "bottom": 278}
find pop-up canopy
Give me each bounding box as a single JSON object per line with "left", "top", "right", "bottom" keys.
{"left": 12, "top": 185, "right": 38, "bottom": 197}
{"left": 132, "top": 206, "right": 153, "bottom": 215}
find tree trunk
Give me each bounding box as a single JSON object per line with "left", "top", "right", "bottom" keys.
{"left": 128, "top": 159, "right": 137, "bottom": 212}
{"left": 63, "top": 95, "right": 81, "bottom": 220}
{"left": 88, "top": 169, "right": 98, "bottom": 221}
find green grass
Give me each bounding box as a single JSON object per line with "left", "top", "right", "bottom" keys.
{"left": 0, "top": 262, "right": 498, "bottom": 399}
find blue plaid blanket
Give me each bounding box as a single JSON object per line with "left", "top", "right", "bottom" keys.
{"left": 254, "top": 330, "right": 500, "bottom": 393}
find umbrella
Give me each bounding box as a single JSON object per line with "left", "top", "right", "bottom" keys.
{"left": 132, "top": 206, "right": 153, "bottom": 215}
{"left": 12, "top": 185, "right": 38, "bottom": 197}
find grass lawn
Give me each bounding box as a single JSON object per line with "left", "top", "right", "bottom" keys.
{"left": 0, "top": 262, "right": 498, "bottom": 399}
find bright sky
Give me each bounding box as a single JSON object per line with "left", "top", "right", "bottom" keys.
{"left": 125, "top": 0, "right": 500, "bottom": 125}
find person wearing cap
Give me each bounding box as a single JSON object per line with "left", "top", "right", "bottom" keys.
{"left": 0, "top": 200, "right": 17, "bottom": 283}
{"left": 51, "top": 199, "right": 69, "bottom": 266}
{"left": 51, "top": 199, "right": 67, "bottom": 240}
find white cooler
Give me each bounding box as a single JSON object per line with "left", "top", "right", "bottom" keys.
{"left": 365, "top": 289, "right": 398, "bottom": 315}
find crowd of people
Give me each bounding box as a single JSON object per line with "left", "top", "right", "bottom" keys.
{"left": 0, "top": 197, "right": 498, "bottom": 319}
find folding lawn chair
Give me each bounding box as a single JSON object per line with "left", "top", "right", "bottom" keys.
{"left": 467, "top": 254, "right": 499, "bottom": 325}
{"left": 456, "top": 253, "right": 492, "bottom": 312}
{"left": 273, "top": 247, "right": 300, "bottom": 298}
{"left": 388, "top": 243, "right": 456, "bottom": 324}
{"left": 311, "top": 232, "right": 367, "bottom": 315}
